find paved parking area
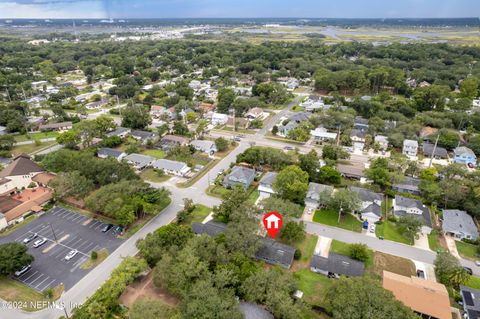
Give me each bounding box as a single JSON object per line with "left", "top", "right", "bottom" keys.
{"left": 0, "top": 207, "right": 124, "bottom": 293}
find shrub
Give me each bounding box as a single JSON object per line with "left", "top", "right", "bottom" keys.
{"left": 294, "top": 249, "right": 302, "bottom": 260}
{"left": 349, "top": 243, "right": 370, "bottom": 262}
{"left": 91, "top": 251, "right": 98, "bottom": 260}
{"left": 43, "top": 288, "right": 53, "bottom": 299}
{"left": 387, "top": 215, "right": 397, "bottom": 222}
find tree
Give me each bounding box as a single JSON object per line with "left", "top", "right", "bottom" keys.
{"left": 322, "top": 144, "right": 349, "bottom": 161}
{"left": 129, "top": 298, "right": 176, "bottom": 319}
{"left": 217, "top": 88, "right": 236, "bottom": 114}
{"left": 273, "top": 165, "right": 309, "bottom": 203}
{"left": 434, "top": 252, "right": 470, "bottom": 288}
{"left": 324, "top": 188, "right": 361, "bottom": 213}
{"left": 397, "top": 215, "right": 423, "bottom": 240}
{"left": 172, "top": 121, "right": 190, "bottom": 136}
{"left": 348, "top": 243, "right": 370, "bottom": 262}
{"left": 121, "top": 105, "right": 152, "bottom": 129}
{"left": 299, "top": 150, "right": 320, "bottom": 181}
{"left": 213, "top": 186, "right": 249, "bottom": 223}
{"left": 271, "top": 125, "right": 278, "bottom": 136}
{"left": 215, "top": 137, "right": 229, "bottom": 152}
{"left": 460, "top": 76, "right": 479, "bottom": 100}
{"left": 49, "top": 171, "right": 94, "bottom": 200}
{"left": 318, "top": 166, "right": 341, "bottom": 185}
{"left": 157, "top": 123, "right": 169, "bottom": 137}
{"left": 195, "top": 119, "right": 208, "bottom": 138}
{"left": 325, "top": 277, "right": 416, "bottom": 319}
{"left": 413, "top": 85, "right": 450, "bottom": 111}
{"left": 280, "top": 221, "right": 305, "bottom": 244}
{"left": 365, "top": 157, "right": 391, "bottom": 188}
{"left": 56, "top": 130, "right": 80, "bottom": 149}
{"left": 186, "top": 111, "right": 196, "bottom": 123}
{"left": 0, "top": 134, "right": 15, "bottom": 150}
{"left": 259, "top": 196, "right": 303, "bottom": 218}
{"left": 0, "top": 243, "right": 34, "bottom": 275}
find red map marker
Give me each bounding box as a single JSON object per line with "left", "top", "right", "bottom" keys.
{"left": 262, "top": 212, "right": 283, "bottom": 238}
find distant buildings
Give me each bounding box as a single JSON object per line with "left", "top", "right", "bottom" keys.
{"left": 39, "top": 122, "right": 73, "bottom": 132}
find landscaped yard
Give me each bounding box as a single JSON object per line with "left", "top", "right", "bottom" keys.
{"left": 313, "top": 209, "right": 362, "bottom": 233}
{"left": 465, "top": 276, "right": 480, "bottom": 290}
{"left": 182, "top": 204, "right": 211, "bottom": 225}
{"left": 206, "top": 185, "right": 232, "bottom": 198}
{"left": 373, "top": 251, "right": 416, "bottom": 277}
{"left": 81, "top": 249, "right": 109, "bottom": 270}
{"left": 293, "top": 235, "right": 318, "bottom": 269}
{"left": 140, "top": 168, "right": 171, "bottom": 183}
{"left": 0, "top": 278, "right": 62, "bottom": 312}
{"left": 247, "top": 190, "right": 260, "bottom": 204}
{"left": 14, "top": 131, "right": 60, "bottom": 143}
{"left": 456, "top": 241, "right": 479, "bottom": 261}
{"left": 330, "top": 240, "right": 374, "bottom": 268}
{"left": 141, "top": 149, "right": 166, "bottom": 159}
{"left": 294, "top": 269, "right": 332, "bottom": 308}
{"left": 375, "top": 221, "right": 412, "bottom": 245}
{"left": 12, "top": 141, "right": 57, "bottom": 155}
{"left": 427, "top": 230, "right": 443, "bottom": 252}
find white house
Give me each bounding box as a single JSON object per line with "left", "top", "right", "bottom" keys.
{"left": 402, "top": 139, "right": 418, "bottom": 158}
{"left": 258, "top": 172, "right": 278, "bottom": 200}
{"left": 211, "top": 113, "right": 229, "bottom": 126}
{"left": 245, "top": 107, "right": 264, "bottom": 120}
{"left": 190, "top": 140, "right": 217, "bottom": 155}
{"left": 393, "top": 195, "right": 432, "bottom": 234}
{"left": 0, "top": 154, "right": 44, "bottom": 195}
{"left": 310, "top": 127, "right": 337, "bottom": 143}
{"left": 374, "top": 135, "right": 389, "bottom": 150}
{"left": 124, "top": 154, "right": 155, "bottom": 170}
{"left": 348, "top": 186, "right": 383, "bottom": 223}
{"left": 152, "top": 159, "right": 191, "bottom": 176}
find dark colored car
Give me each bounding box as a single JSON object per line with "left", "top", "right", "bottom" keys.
{"left": 416, "top": 269, "right": 425, "bottom": 279}
{"left": 101, "top": 224, "right": 113, "bottom": 233}
{"left": 464, "top": 267, "right": 473, "bottom": 275}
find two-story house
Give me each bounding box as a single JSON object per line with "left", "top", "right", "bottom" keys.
{"left": 348, "top": 186, "right": 383, "bottom": 223}
{"left": 392, "top": 195, "right": 432, "bottom": 234}
{"left": 402, "top": 139, "right": 418, "bottom": 158}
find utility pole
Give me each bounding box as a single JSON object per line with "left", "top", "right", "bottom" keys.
{"left": 49, "top": 223, "right": 58, "bottom": 243}
{"left": 232, "top": 108, "right": 236, "bottom": 134}
{"left": 429, "top": 134, "right": 440, "bottom": 168}
{"left": 337, "top": 201, "right": 343, "bottom": 224}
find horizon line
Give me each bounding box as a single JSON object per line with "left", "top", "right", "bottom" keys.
{"left": 1, "top": 17, "right": 479, "bottom": 20}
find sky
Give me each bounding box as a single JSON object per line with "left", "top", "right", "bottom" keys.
{"left": 0, "top": 0, "right": 479, "bottom": 19}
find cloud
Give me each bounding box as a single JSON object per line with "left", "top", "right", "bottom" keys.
{"left": 0, "top": 0, "right": 106, "bottom": 18}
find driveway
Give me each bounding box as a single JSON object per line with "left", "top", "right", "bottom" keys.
{"left": 414, "top": 233, "right": 431, "bottom": 251}
{"left": 301, "top": 206, "right": 314, "bottom": 222}
{"left": 314, "top": 236, "right": 331, "bottom": 257}
{"left": 413, "top": 260, "right": 436, "bottom": 282}
{"left": 445, "top": 235, "right": 461, "bottom": 258}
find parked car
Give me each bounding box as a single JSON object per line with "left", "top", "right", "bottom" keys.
{"left": 33, "top": 238, "right": 47, "bottom": 248}
{"left": 217, "top": 168, "right": 225, "bottom": 176}
{"left": 307, "top": 208, "right": 314, "bottom": 215}
{"left": 416, "top": 269, "right": 425, "bottom": 279}
{"left": 464, "top": 267, "right": 473, "bottom": 275}
{"left": 283, "top": 146, "right": 294, "bottom": 151}
{"left": 369, "top": 225, "right": 376, "bottom": 233}
{"left": 475, "top": 260, "right": 480, "bottom": 267}
{"left": 65, "top": 249, "right": 78, "bottom": 261}
{"left": 101, "top": 224, "right": 113, "bottom": 233}
{"left": 23, "top": 233, "right": 38, "bottom": 244}
{"left": 14, "top": 265, "right": 31, "bottom": 277}
{"left": 234, "top": 136, "right": 241, "bottom": 142}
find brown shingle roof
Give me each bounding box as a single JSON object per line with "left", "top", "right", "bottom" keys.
{"left": 382, "top": 271, "right": 452, "bottom": 319}
{"left": 32, "top": 172, "right": 56, "bottom": 186}
{"left": 0, "top": 196, "right": 22, "bottom": 214}
{"left": 0, "top": 154, "right": 44, "bottom": 178}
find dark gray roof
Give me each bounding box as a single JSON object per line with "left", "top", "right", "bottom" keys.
{"left": 131, "top": 130, "right": 157, "bottom": 140}
{"left": 289, "top": 112, "right": 311, "bottom": 123}
{"left": 106, "top": 127, "right": 131, "bottom": 137}
{"left": 0, "top": 154, "right": 44, "bottom": 178}
{"left": 259, "top": 172, "right": 277, "bottom": 187}
{"left": 255, "top": 238, "right": 295, "bottom": 269}
{"left": 239, "top": 302, "right": 274, "bottom": 319}
{"left": 364, "top": 203, "right": 382, "bottom": 217}
{"left": 97, "top": 148, "right": 124, "bottom": 158}
{"left": 354, "top": 116, "right": 369, "bottom": 130}
{"left": 348, "top": 186, "right": 383, "bottom": 203}
{"left": 460, "top": 286, "right": 480, "bottom": 316}
{"left": 454, "top": 146, "right": 476, "bottom": 157}
{"left": 394, "top": 195, "right": 432, "bottom": 228}
{"left": 310, "top": 253, "right": 365, "bottom": 277}
{"left": 422, "top": 143, "right": 448, "bottom": 158}
{"left": 225, "top": 166, "right": 256, "bottom": 183}
{"left": 350, "top": 128, "right": 367, "bottom": 139}
{"left": 392, "top": 177, "right": 421, "bottom": 194}
{"left": 443, "top": 210, "right": 478, "bottom": 238}
{"left": 191, "top": 220, "right": 227, "bottom": 237}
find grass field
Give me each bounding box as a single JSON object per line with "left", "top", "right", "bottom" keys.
{"left": 373, "top": 251, "right": 416, "bottom": 277}
{"left": 141, "top": 149, "right": 166, "bottom": 159}
{"left": 247, "top": 190, "right": 260, "bottom": 204}
{"left": 80, "top": 249, "right": 109, "bottom": 270}
{"left": 12, "top": 141, "right": 57, "bottom": 155}
{"left": 427, "top": 230, "right": 443, "bottom": 252}
{"left": 294, "top": 269, "right": 331, "bottom": 307}
{"left": 0, "top": 278, "right": 52, "bottom": 311}
{"left": 293, "top": 235, "right": 318, "bottom": 269}
{"left": 465, "top": 276, "right": 480, "bottom": 290}
{"left": 456, "top": 241, "right": 479, "bottom": 261}
{"left": 330, "top": 240, "right": 374, "bottom": 268}
{"left": 375, "top": 221, "right": 412, "bottom": 245}
{"left": 14, "top": 131, "right": 59, "bottom": 143}
{"left": 140, "top": 168, "right": 172, "bottom": 183}
{"left": 313, "top": 209, "right": 362, "bottom": 233}
{"left": 182, "top": 204, "right": 211, "bottom": 225}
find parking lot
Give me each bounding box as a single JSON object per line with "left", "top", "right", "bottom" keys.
{"left": 0, "top": 207, "right": 124, "bottom": 293}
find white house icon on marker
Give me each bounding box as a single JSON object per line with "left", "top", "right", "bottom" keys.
{"left": 265, "top": 214, "right": 281, "bottom": 229}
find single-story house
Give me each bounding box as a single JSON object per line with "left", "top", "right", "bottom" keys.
{"left": 392, "top": 176, "right": 421, "bottom": 196}
{"left": 348, "top": 186, "right": 383, "bottom": 223}
{"left": 245, "top": 107, "right": 264, "bottom": 120}
{"left": 337, "top": 163, "right": 366, "bottom": 181}
{"left": 392, "top": 195, "right": 432, "bottom": 234}
{"left": 442, "top": 209, "right": 478, "bottom": 241}
{"left": 374, "top": 135, "right": 388, "bottom": 150}
{"left": 226, "top": 117, "right": 249, "bottom": 130}
{"left": 131, "top": 130, "right": 158, "bottom": 145}
{"left": 422, "top": 143, "right": 448, "bottom": 159}
{"left": 106, "top": 127, "right": 131, "bottom": 138}
{"left": 190, "top": 140, "right": 217, "bottom": 155}
{"left": 39, "top": 121, "right": 72, "bottom": 132}
{"left": 223, "top": 166, "right": 256, "bottom": 189}
{"left": 211, "top": 112, "right": 229, "bottom": 126}
{"left": 289, "top": 112, "right": 311, "bottom": 123}
{"left": 97, "top": 148, "right": 126, "bottom": 161}
{"left": 305, "top": 182, "right": 334, "bottom": 209}
{"left": 383, "top": 271, "right": 452, "bottom": 319}
{"left": 152, "top": 159, "right": 191, "bottom": 176}
{"left": 255, "top": 238, "right": 295, "bottom": 269}
{"left": 191, "top": 220, "right": 227, "bottom": 237}
{"left": 86, "top": 99, "right": 108, "bottom": 110}
{"left": 277, "top": 120, "right": 299, "bottom": 137}
{"left": 150, "top": 105, "right": 165, "bottom": 118}
{"left": 124, "top": 153, "right": 155, "bottom": 170}
{"left": 353, "top": 116, "right": 369, "bottom": 131}
{"left": 310, "top": 253, "right": 365, "bottom": 278}
{"left": 453, "top": 146, "right": 477, "bottom": 166}
{"left": 460, "top": 285, "right": 480, "bottom": 319}
{"left": 258, "top": 172, "right": 277, "bottom": 199}
{"left": 310, "top": 127, "right": 337, "bottom": 143}
{"left": 350, "top": 129, "right": 366, "bottom": 152}
{"left": 157, "top": 135, "right": 189, "bottom": 151}
{"left": 402, "top": 139, "right": 418, "bottom": 158}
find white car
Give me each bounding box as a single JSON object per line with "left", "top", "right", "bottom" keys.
{"left": 33, "top": 238, "right": 47, "bottom": 248}
{"left": 14, "top": 265, "right": 31, "bottom": 277}
{"left": 475, "top": 260, "right": 480, "bottom": 267}
{"left": 307, "top": 208, "right": 314, "bottom": 215}
{"left": 65, "top": 249, "right": 78, "bottom": 261}
{"left": 23, "top": 233, "right": 38, "bottom": 244}
{"left": 369, "top": 225, "right": 376, "bottom": 233}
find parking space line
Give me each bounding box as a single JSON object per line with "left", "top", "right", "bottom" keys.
{"left": 38, "top": 279, "right": 56, "bottom": 292}
{"left": 28, "top": 274, "right": 45, "bottom": 286}
{"left": 18, "top": 270, "right": 36, "bottom": 281}
{"left": 88, "top": 221, "right": 100, "bottom": 228}
{"left": 76, "top": 240, "right": 92, "bottom": 250}
{"left": 70, "top": 215, "right": 83, "bottom": 222}
{"left": 62, "top": 236, "right": 78, "bottom": 246}
{"left": 65, "top": 213, "right": 76, "bottom": 220}
{"left": 54, "top": 248, "right": 69, "bottom": 258}
{"left": 70, "top": 256, "right": 87, "bottom": 272}
{"left": 94, "top": 223, "right": 105, "bottom": 231}
{"left": 80, "top": 242, "right": 95, "bottom": 252}
{"left": 34, "top": 276, "right": 50, "bottom": 289}
{"left": 69, "top": 238, "right": 84, "bottom": 248}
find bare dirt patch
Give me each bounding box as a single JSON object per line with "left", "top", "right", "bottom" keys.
{"left": 373, "top": 251, "right": 416, "bottom": 277}
{"left": 119, "top": 271, "right": 178, "bottom": 308}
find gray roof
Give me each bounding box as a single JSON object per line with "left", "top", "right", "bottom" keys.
{"left": 350, "top": 128, "right": 367, "bottom": 139}
{"left": 348, "top": 186, "right": 383, "bottom": 203}
{"left": 191, "top": 220, "right": 227, "bottom": 237}
{"left": 255, "top": 238, "right": 295, "bottom": 269}
{"left": 337, "top": 164, "right": 365, "bottom": 178}
{"left": 97, "top": 148, "right": 124, "bottom": 158}
{"left": 239, "top": 302, "right": 274, "bottom": 319}
{"left": 454, "top": 146, "right": 476, "bottom": 157}
{"left": 353, "top": 116, "right": 369, "bottom": 130}
{"left": 422, "top": 143, "right": 448, "bottom": 158}
{"left": 289, "top": 112, "right": 311, "bottom": 123}
{"left": 259, "top": 172, "right": 277, "bottom": 187}
{"left": 392, "top": 177, "right": 421, "bottom": 193}
{"left": 311, "top": 253, "right": 365, "bottom": 277}
{"left": 364, "top": 203, "right": 382, "bottom": 217}
{"left": 152, "top": 159, "right": 188, "bottom": 172}
{"left": 106, "top": 127, "right": 131, "bottom": 137}
{"left": 460, "top": 286, "right": 480, "bottom": 318}
{"left": 394, "top": 195, "right": 432, "bottom": 227}
{"left": 131, "top": 130, "right": 157, "bottom": 140}
{"left": 224, "top": 166, "right": 256, "bottom": 184}
{"left": 443, "top": 210, "right": 478, "bottom": 238}
{"left": 190, "top": 139, "right": 215, "bottom": 150}
{"left": 124, "top": 153, "right": 155, "bottom": 166}
{"left": 306, "top": 182, "right": 334, "bottom": 202}
{"left": 403, "top": 139, "right": 418, "bottom": 147}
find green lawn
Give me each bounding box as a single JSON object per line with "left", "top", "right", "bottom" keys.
{"left": 465, "top": 276, "right": 480, "bottom": 290}
{"left": 206, "top": 185, "right": 232, "bottom": 198}
{"left": 294, "top": 269, "right": 332, "bottom": 308}
{"left": 375, "top": 221, "right": 412, "bottom": 245}
{"left": 330, "top": 240, "right": 374, "bottom": 269}
{"left": 313, "top": 209, "right": 362, "bottom": 233}
{"left": 0, "top": 277, "right": 51, "bottom": 311}
{"left": 456, "top": 241, "right": 479, "bottom": 261}
{"left": 14, "top": 131, "right": 60, "bottom": 142}
{"left": 141, "top": 149, "right": 166, "bottom": 159}
{"left": 140, "top": 168, "right": 171, "bottom": 183}
{"left": 182, "top": 204, "right": 211, "bottom": 225}
{"left": 12, "top": 141, "right": 57, "bottom": 155}
{"left": 295, "top": 235, "right": 318, "bottom": 265}
{"left": 427, "top": 230, "right": 443, "bottom": 252}
{"left": 0, "top": 215, "right": 38, "bottom": 237}
{"left": 247, "top": 190, "right": 260, "bottom": 204}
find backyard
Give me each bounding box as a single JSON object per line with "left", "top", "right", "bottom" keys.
{"left": 140, "top": 149, "right": 166, "bottom": 159}
{"left": 313, "top": 209, "right": 362, "bottom": 233}
{"left": 140, "top": 168, "right": 172, "bottom": 183}
{"left": 182, "top": 204, "right": 211, "bottom": 225}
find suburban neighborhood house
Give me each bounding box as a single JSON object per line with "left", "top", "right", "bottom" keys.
{"left": 0, "top": 154, "right": 45, "bottom": 195}
{"left": 131, "top": 130, "right": 158, "bottom": 145}
{"left": 39, "top": 121, "right": 73, "bottom": 132}
{"left": 245, "top": 107, "right": 264, "bottom": 120}
{"left": 158, "top": 135, "right": 189, "bottom": 151}
{"left": 310, "top": 127, "right": 338, "bottom": 144}
{"left": 97, "top": 148, "right": 127, "bottom": 161}
{"left": 310, "top": 253, "right": 365, "bottom": 278}
{"left": 442, "top": 209, "right": 479, "bottom": 241}
{"left": 304, "top": 182, "right": 334, "bottom": 209}
{"left": 402, "top": 139, "right": 419, "bottom": 158}
{"left": 460, "top": 286, "right": 480, "bottom": 319}
{"left": 223, "top": 166, "right": 256, "bottom": 189}
{"left": 383, "top": 271, "right": 452, "bottom": 319}
{"left": 453, "top": 146, "right": 477, "bottom": 166}
{"left": 255, "top": 238, "right": 295, "bottom": 269}
{"left": 152, "top": 159, "right": 191, "bottom": 177}
{"left": 190, "top": 140, "right": 217, "bottom": 155}
{"left": 392, "top": 195, "right": 432, "bottom": 234}
{"left": 257, "top": 172, "right": 277, "bottom": 200}
{"left": 124, "top": 153, "right": 155, "bottom": 170}
{"left": 348, "top": 186, "right": 383, "bottom": 223}
{"left": 192, "top": 220, "right": 227, "bottom": 237}
{"left": 107, "top": 127, "right": 131, "bottom": 138}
